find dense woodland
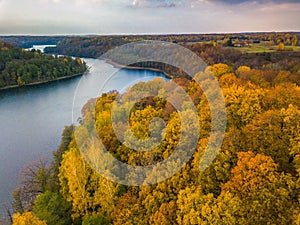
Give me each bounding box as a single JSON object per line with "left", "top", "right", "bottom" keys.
{"left": 9, "top": 62, "right": 300, "bottom": 224}
{"left": 1, "top": 33, "right": 299, "bottom": 224}
{"left": 42, "top": 32, "right": 300, "bottom": 80}
{"left": 42, "top": 32, "right": 300, "bottom": 59}
{"left": 0, "top": 41, "right": 87, "bottom": 89}
{"left": 0, "top": 36, "right": 67, "bottom": 49}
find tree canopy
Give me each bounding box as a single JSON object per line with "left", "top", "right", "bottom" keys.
{"left": 0, "top": 41, "right": 87, "bottom": 89}
{"left": 9, "top": 39, "right": 300, "bottom": 224}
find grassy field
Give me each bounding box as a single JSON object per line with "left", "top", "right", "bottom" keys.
{"left": 230, "top": 43, "right": 300, "bottom": 53}
{"left": 284, "top": 46, "right": 300, "bottom": 51}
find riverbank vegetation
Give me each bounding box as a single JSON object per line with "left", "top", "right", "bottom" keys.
{"left": 0, "top": 41, "right": 87, "bottom": 89}
{"left": 10, "top": 61, "right": 300, "bottom": 224}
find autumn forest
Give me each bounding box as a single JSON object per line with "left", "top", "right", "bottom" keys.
{"left": 0, "top": 32, "right": 300, "bottom": 225}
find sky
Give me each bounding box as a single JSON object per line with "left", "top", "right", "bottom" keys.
{"left": 0, "top": 0, "right": 299, "bottom": 35}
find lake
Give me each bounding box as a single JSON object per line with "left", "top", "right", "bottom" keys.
{"left": 0, "top": 56, "right": 167, "bottom": 216}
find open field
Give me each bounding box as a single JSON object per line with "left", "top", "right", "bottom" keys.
{"left": 230, "top": 43, "right": 300, "bottom": 53}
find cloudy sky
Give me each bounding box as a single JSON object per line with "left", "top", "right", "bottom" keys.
{"left": 0, "top": 0, "right": 299, "bottom": 34}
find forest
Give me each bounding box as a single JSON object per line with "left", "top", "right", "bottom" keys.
{"left": 0, "top": 36, "right": 67, "bottom": 49}
{"left": 42, "top": 32, "right": 300, "bottom": 59}
{"left": 41, "top": 32, "right": 300, "bottom": 80}
{"left": 0, "top": 41, "right": 87, "bottom": 89}
{"left": 9, "top": 60, "right": 300, "bottom": 224}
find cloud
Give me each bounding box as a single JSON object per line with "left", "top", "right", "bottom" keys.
{"left": 209, "top": 0, "right": 300, "bottom": 4}
{"left": 0, "top": 0, "right": 299, "bottom": 34}
{"left": 131, "top": 0, "right": 300, "bottom": 8}
{"left": 132, "top": 0, "right": 188, "bottom": 8}
{"left": 44, "top": 0, "right": 109, "bottom": 5}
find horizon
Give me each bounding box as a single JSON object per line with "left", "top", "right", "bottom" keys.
{"left": 1, "top": 30, "right": 300, "bottom": 37}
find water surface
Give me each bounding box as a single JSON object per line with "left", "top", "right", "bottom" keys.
{"left": 0, "top": 57, "right": 167, "bottom": 215}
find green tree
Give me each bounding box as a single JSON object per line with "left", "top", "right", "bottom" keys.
{"left": 82, "top": 215, "right": 111, "bottom": 225}
{"left": 33, "top": 191, "right": 72, "bottom": 225}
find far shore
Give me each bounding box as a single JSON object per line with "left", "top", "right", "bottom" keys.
{"left": 102, "top": 58, "right": 173, "bottom": 79}
{"left": 0, "top": 72, "right": 85, "bottom": 91}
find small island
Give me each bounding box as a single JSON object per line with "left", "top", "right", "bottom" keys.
{"left": 0, "top": 41, "right": 87, "bottom": 90}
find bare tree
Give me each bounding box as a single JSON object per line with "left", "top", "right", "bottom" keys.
{"left": 12, "top": 157, "right": 51, "bottom": 213}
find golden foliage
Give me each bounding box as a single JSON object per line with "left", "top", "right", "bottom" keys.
{"left": 12, "top": 212, "right": 47, "bottom": 225}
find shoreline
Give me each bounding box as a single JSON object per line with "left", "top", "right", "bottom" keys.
{"left": 0, "top": 58, "right": 172, "bottom": 92}
{"left": 0, "top": 72, "right": 85, "bottom": 91}
{"left": 103, "top": 58, "right": 173, "bottom": 79}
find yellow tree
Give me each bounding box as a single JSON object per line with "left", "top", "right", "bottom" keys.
{"left": 247, "top": 69, "right": 275, "bottom": 88}
{"left": 240, "top": 105, "right": 300, "bottom": 174}
{"left": 219, "top": 73, "right": 239, "bottom": 88}
{"left": 12, "top": 212, "right": 46, "bottom": 225}
{"left": 292, "top": 35, "right": 298, "bottom": 46}
{"left": 273, "top": 70, "right": 295, "bottom": 85}
{"left": 198, "top": 128, "right": 240, "bottom": 196}
{"left": 282, "top": 109, "right": 300, "bottom": 225}
{"left": 58, "top": 142, "right": 117, "bottom": 220}
{"left": 223, "top": 83, "right": 264, "bottom": 128}
{"left": 235, "top": 65, "right": 251, "bottom": 78}
{"left": 222, "top": 152, "right": 297, "bottom": 225}
{"left": 176, "top": 186, "right": 240, "bottom": 225}
{"left": 263, "top": 83, "right": 300, "bottom": 110}
{"left": 241, "top": 110, "right": 292, "bottom": 172}
{"left": 207, "top": 63, "right": 233, "bottom": 79}
{"left": 278, "top": 42, "right": 285, "bottom": 51}
{"left": 150, "top": 201, "right": 177, "bottom": 225}
{"left": 281, "top": 105, "right": 300, "bottom": 184}
{"left": 113, "top": 192, "right": 145, "bottom": 225}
